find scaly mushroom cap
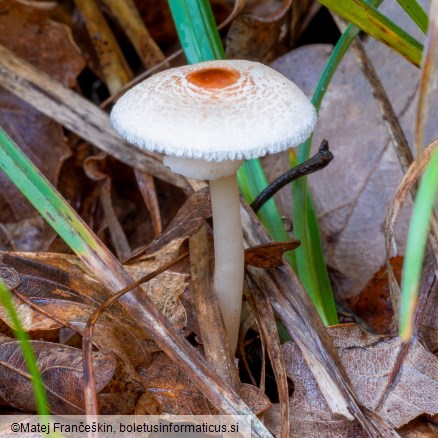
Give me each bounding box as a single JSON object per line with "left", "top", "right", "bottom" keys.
{"left": 110, "top": 60, "right": 317, "bottom": 162}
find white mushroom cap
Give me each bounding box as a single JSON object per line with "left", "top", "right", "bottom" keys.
{"left": 110, "top": 60, "right": 317, "bottom": 162}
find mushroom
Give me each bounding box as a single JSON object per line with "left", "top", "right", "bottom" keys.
{"left": 110, "top": 60, "right": 317, "bottom": 353}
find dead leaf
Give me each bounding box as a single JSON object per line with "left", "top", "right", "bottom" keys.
{"left": 244, "top": 240, "right": 300, "bottom": 268}
{"left": 0, "top": 334, "right": 115, "bottom": 414}
{"left": 0, "top": 252, "right": 152, "bottom": 367}
{"left": 265, "top": 324, "right": 438, "bottom": 436}
{"left": 98, "top": 356, "right": 159, "bottom": 415}
{"left": 398, "top": 419, "right": 438, "bottom": 438}
{"left": 345, "top": 256, "right": 402, "bottom": 334}
{"left": 130, "top": 187, "right": 211, "bottom": 261}
{"left": 0, "top": 251, "right": 189, "bottom": 366}
{"left": 139, "top": 352, "right": 271, "bottom": 416}
{"left": 0, "top": 0, "right": 85, "bottom": 250}
{"left": 139, "top": 352, "right": 219, "bottom": 415}
{"left": 226, "top": 0, "right": 292, "bottom": 62}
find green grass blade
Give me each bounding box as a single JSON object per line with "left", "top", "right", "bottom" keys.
{"left": 396, "top": 0, "right": 428, "bottom": 34}
{"left": 238, "top": 160, "right": 297, "bottom": 270}
{"left": 168, "top": 0, "right": 296, "bottom": 267}
{"left": 400, "top": 148, "right": 438, "bottom": 340}
{"left": 0, "top": 281, "right": 50, "bottom": 415}
{"left": 168, "top": 0, "right": 225, "bottom": 62}
{"left": 317, "top": 0, "right": 423, "bottom": 66}
{"left": 292, "top": 0, "right": 384, "bottom": 326}
{"left": 0, "top": 128, "right": 121, "bottom": 276}
{"left": 292, "top": 24, "right": 363, "bottom": 326}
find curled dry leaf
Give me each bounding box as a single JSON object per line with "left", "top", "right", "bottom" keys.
{"left": 398, "top": 419, "right": 438, "bottom": 438}
{"left": 139, "top": 352, "right": 271, "bottom": 416}
{"left": 0, "top": 0, "right": 84, "bottom": 250}
{"left": 0, "top": 334, "right": 115, "bottom": 414}
{"left": 244, "top": 240, "right": 300, "bottom": 268}
{"left": 225, "top": 0, "right": 292, "bottom": 62}
{"left": 130, "top": 187, "right": 211, "bottom": 260}
{"left": 265, "top": 324, "right": 438, "bottom": 436}
{"left": 0, "top": 250, "right": 189, "bottom": 365}
{"left": 345, "top": 256, "right": 402, "bottom": 334}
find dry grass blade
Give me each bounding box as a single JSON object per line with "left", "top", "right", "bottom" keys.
{"left": 134, "top": 169, "right": 163, "bottom": 238}
{"left": 241, "top": 202, "right": 397, "bottom": 436}
{"left": 189, "top": 223, "right": 240, "bottom": 390}
{"left": 82, "top": 251, "right": 189, "bottom": 416}
{"left": 0, "top": 44, "right": 190, "bottom": 191}
{"left": 101, "top": 0, "right": 166, "bottom": 69}
{"left": 351, "top": 37, "right": 414, "bottom": 175}
{"left": 81, "top": 249, "right": 273, "bottom": 437}
{"left": 84, "top": 153, "right": 132, "bottom": 260}
{"left": 74, "top": 0, "right": 132, "bottom": 94}
{"left": 244, "top": 276, "right": 290, "bottom": 438}
{"left": 238, "top": 302, "right": 258, "bottom": 386}
{"left": 384, "top": 140, "right": 438, "bottom": 324}
{"left": 415, "top": 0, "right": 438, "bottom": 156}
{"left": 98, "top": 178, "right": 132, "bottom": 260}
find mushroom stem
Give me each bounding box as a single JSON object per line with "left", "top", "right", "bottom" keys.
{"left": 209, "top": 174, "right": 244, "bottom": 353}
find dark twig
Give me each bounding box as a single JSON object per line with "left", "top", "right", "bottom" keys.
{"left": 250, "top": 140, "right": 334, "bottom": 213}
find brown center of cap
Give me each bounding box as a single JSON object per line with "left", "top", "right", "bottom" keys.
{"left": 186, "top": 67, "right": 240, "bottom": 89}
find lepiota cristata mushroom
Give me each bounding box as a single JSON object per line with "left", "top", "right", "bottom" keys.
{"left": 110, "top": 59, "right": 316, "bottom": 353}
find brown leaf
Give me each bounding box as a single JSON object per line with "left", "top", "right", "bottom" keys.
{"left": 398, "top": 419, "right": 438, "bottom": 438}
{"left": 139, "top": 352, "right": 219, "bottom": 415}
{"left": 225, "top": 0, "right": 292, "bottom": 62}
{"left": 265, "top": 324, "right": 438, "bottom": 436}
{"left": 130, "top": 187, "right": 211, "bottom": 260}
{"left": 244, "top": 240, "right": 300, "bottom": 268}
{"left": 7, "top": 247, "right": 189, "bottom": 333}
{"left": 98, "top": 356, "right": 159, "bottom": 415}
{"left": 0, "top": 1, "right": 85, "bottom": 85}
{"left": 0, "top": 0, "right": 85, "bottom": 250}
{"left": 0, "top": 252, "right": 163, "bottom": 366}
{"left": 345, "top": 256, "right": 402, "bottom": 334}
{"left": 139, "top": 352, "right": 271, "bottom": 416}
{"left": 0, "top": 334, "right": 115, "bottom": 414}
